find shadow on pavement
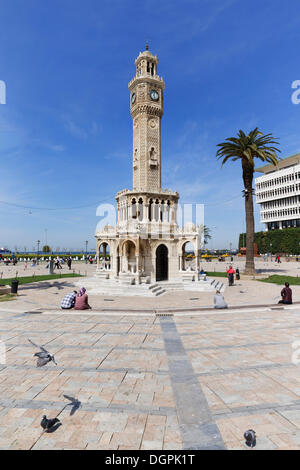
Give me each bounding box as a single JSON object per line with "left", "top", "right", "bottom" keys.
{"left": 19, "top": 281, "right": 76, "bottom": 291}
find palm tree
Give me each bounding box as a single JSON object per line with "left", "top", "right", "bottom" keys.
{"left": 204, "top": 225, "right": 212, "bottom": 245}
{"left": 217, "top": 128, "right": 280, "bottom": 275}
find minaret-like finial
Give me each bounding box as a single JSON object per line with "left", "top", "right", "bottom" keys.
{"left": 145, "top": 40, "right": 149, "bottom": 51}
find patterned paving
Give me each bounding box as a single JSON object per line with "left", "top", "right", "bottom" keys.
{"left": 0, "top": 307, "right": 299, "bottom": 449}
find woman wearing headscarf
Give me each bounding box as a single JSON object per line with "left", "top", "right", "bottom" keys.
{"left": 74, "top": 287, "right": 92, "bottom": 310}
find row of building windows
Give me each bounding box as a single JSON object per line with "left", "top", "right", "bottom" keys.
{"left": 256, "top": 170, "right": 300, "bottom": 190}
{"left": 256, "top": 183, "right": 300, "bottom": 200}
{"left": 260, "top": 195, "right": 300, "bottom": 210}
{"left": 267, "top": 219, "right": 300, "bottom": 230}
{"left": 262, "top": 207, "right": 300, "bottom": 220}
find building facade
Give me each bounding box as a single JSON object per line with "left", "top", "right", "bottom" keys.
{"left": 255, "top": 153, "right": 300, "bottom": 231}
{"left": 95, "top": 46, "right": 203, "bottom": 285}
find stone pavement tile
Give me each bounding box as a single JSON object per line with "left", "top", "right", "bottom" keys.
{"left": 146, "top": 414, "right": 167, "bottom": 426}
{"left": 143, "top": 424, "right": 165, "bottom": 442}
{"left": 217, "top": 422, "right": 243, "bottom": 443}
{"left": 31, "top": 437, "right": 58, "bottom": 450}
{"left": 269, "top": 431, "right": 300, "bottom": 448}
{"left": 99, "top": 431, "right": 113, "bottom": 446}
{"left": 278, "top": 409, "right": 300, "bottom": 428}
{"left": 201, "top": 384, "right": 231, "bottom": 413}
{"left": 225, "top": 440, "right": 248, "bottom": 450}
{"left": 110, "top": 431, "right": 142, "bottom": 448}
{"left": 152, "top": 391, "right": 175, "bottom": 408}
{"left": 199, "top": 371, "right": 299, "bottom": 408}
{"left": 216, "top": 411, "right": 298, "bottom": 449}
{"left": 96, "top": 414, "right": 129, "bottom": 433}
{"left": 8, "top": 437, "right": 41, "bottom": 450}
{"left": 141, "top": 440, "right": 163, "bottom": 450}
{"left": 0, "top": 425, "right": 18, "bottom": 438}
{"left": 259, "top": 366, "right": 300, "bottom": 395}
{"left": 163, "top": 442, "right": 183, "bottom": 450}
{"left": 124, "top": 414, "right": 147, "bottom": 435}
{"left": 163, "top": 429, "right": 182, "bottom": 445}
{"left": 165, "top": 414, "right": 180, "bottom": 430}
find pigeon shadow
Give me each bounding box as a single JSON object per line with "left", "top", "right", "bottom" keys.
{"left": 63, "top": 394, "right": 82, "bottom": 416}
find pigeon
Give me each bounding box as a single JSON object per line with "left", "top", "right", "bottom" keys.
{"left": 28, "top": 339, "right": 57, "bottom": 367}
{"left": 244, "top": 429, "right": 256, "bottom": 448}
{"left": 63, "top": 394, "right": 81, "bottom": 416}
{"left": 40, "top": 415, "right": 60, "bottom": 432}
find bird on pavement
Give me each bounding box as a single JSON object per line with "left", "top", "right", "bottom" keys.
{"left": 28, "top": 339, "right": 57, "bottom": 367}
{"left": 244, "top": 429, "right": 256, "bottom": 448}
{"left": 40, "top": 415, "right": 60, "bottom": 432}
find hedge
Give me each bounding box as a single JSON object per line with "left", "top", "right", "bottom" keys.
{"left": 239, "top": 228, "right": 300, "bottom": 254}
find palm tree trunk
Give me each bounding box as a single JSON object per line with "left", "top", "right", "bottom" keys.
{"left": 242, "top": 163, "right": 256, "bottom": 275}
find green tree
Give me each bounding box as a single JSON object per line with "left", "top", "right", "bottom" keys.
{"left": 42, "top": 245, "right": 51, "bottom": 253}
{"left": 217, "top": 128, "right": 280, "bottom": 274}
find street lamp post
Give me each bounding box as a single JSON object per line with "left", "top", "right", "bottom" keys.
{"left": 37, "top": 240, "right": 40, "bottom": 265}
{"left": 85, "top": 241, "right": 88, "bottom": 264}
{"left": 270, "top": 243, "right": 272, "bottom": 262}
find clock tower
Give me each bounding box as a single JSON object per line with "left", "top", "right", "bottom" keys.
{"left": 94, "top": 45, "right": 203, "bottom": 286}
{"left": 128, "top": 44, "right": 165, "bottom": 192}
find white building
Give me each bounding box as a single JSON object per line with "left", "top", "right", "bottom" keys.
{"left": 255, "top": 153, "right": 300, "bottom": 231}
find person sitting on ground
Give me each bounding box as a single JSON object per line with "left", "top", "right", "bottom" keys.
{"left": 214, "top": 290, "right": 228, "bottom": 309}
{"left": 61, "top": 291, "right": 77, "bottom": 310}
{"left": 74, "top": 287, "right": 92, "bottom": 310}
{"left": 278, "top": 282, "right": 292, "bottom": 304}
{"left": 226, "top": 265, "right": 235, "bottom": 286}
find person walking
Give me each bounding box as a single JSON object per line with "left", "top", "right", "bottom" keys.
{"left": 226, "top": 265, "right": 235, "bottom": 286}
{"left": 213, "top": 290, "right": 228, "bottom": 309}
{"left": 74, "top": 287, "right": 92, "bottom": 310}
{"left": 67, "top": 256, "right": 72, "bottom": 270}
{"left": 278, "top": 282, "right": 292, "bottom": 305}
{"left": 236, "top": 268, "right": 240, "bottom": 280}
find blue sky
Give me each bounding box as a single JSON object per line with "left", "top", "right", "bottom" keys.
{"left": 1, "top": 0, "right": 300, "bottom": 251}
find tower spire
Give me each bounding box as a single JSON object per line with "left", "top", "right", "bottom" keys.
{"left": 145, "top": 40, "right": 149, "bottom": 51}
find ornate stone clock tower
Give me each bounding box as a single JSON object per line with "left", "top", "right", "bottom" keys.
{"left": 94, "top": 45, "right": 203, "bottom": 287}
{"left": 128, "top": 44, "right": 165, "bottom": 192}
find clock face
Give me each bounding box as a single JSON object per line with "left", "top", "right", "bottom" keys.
{"left": 150, "top": 90, "right": 159, "bottom": 101}
{"left": 131, "top": 93, "right": 136, "bottom": 104}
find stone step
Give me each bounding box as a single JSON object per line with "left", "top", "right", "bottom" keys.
{"left": 155, "top": 289, "right": 166, "bottom": 296}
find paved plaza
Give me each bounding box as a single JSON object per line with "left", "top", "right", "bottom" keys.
{"left": 0, "top": 259, "right": 300, "bottom": 450}
{"left": 2, "top": 259, "right": 300, "bottom": 312}
{"left": 0, "top": 301, "right": 300, "bottom": 450}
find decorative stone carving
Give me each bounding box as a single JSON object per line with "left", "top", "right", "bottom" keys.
{"left": 148, "top": 118, "right": 157, "bottom": 129}
{"left": 149, "top": 146, "right": 158, "bottom": 168}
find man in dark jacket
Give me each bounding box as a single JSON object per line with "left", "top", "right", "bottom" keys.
{"left": 278, "top": 282, "right": 292, "bottom": 304}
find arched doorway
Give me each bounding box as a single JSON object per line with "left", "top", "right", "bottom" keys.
{"left": 121, "top": 240, "right": 136, "bottom": 273}
{"left": 156, "top": 244, "right": 168, "bottom": 281}
{"left": 181, "top": 241, "right": 194, "bottom": 271}
{"left": 99, "top": 242, "right": 111, "bottom": 270}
